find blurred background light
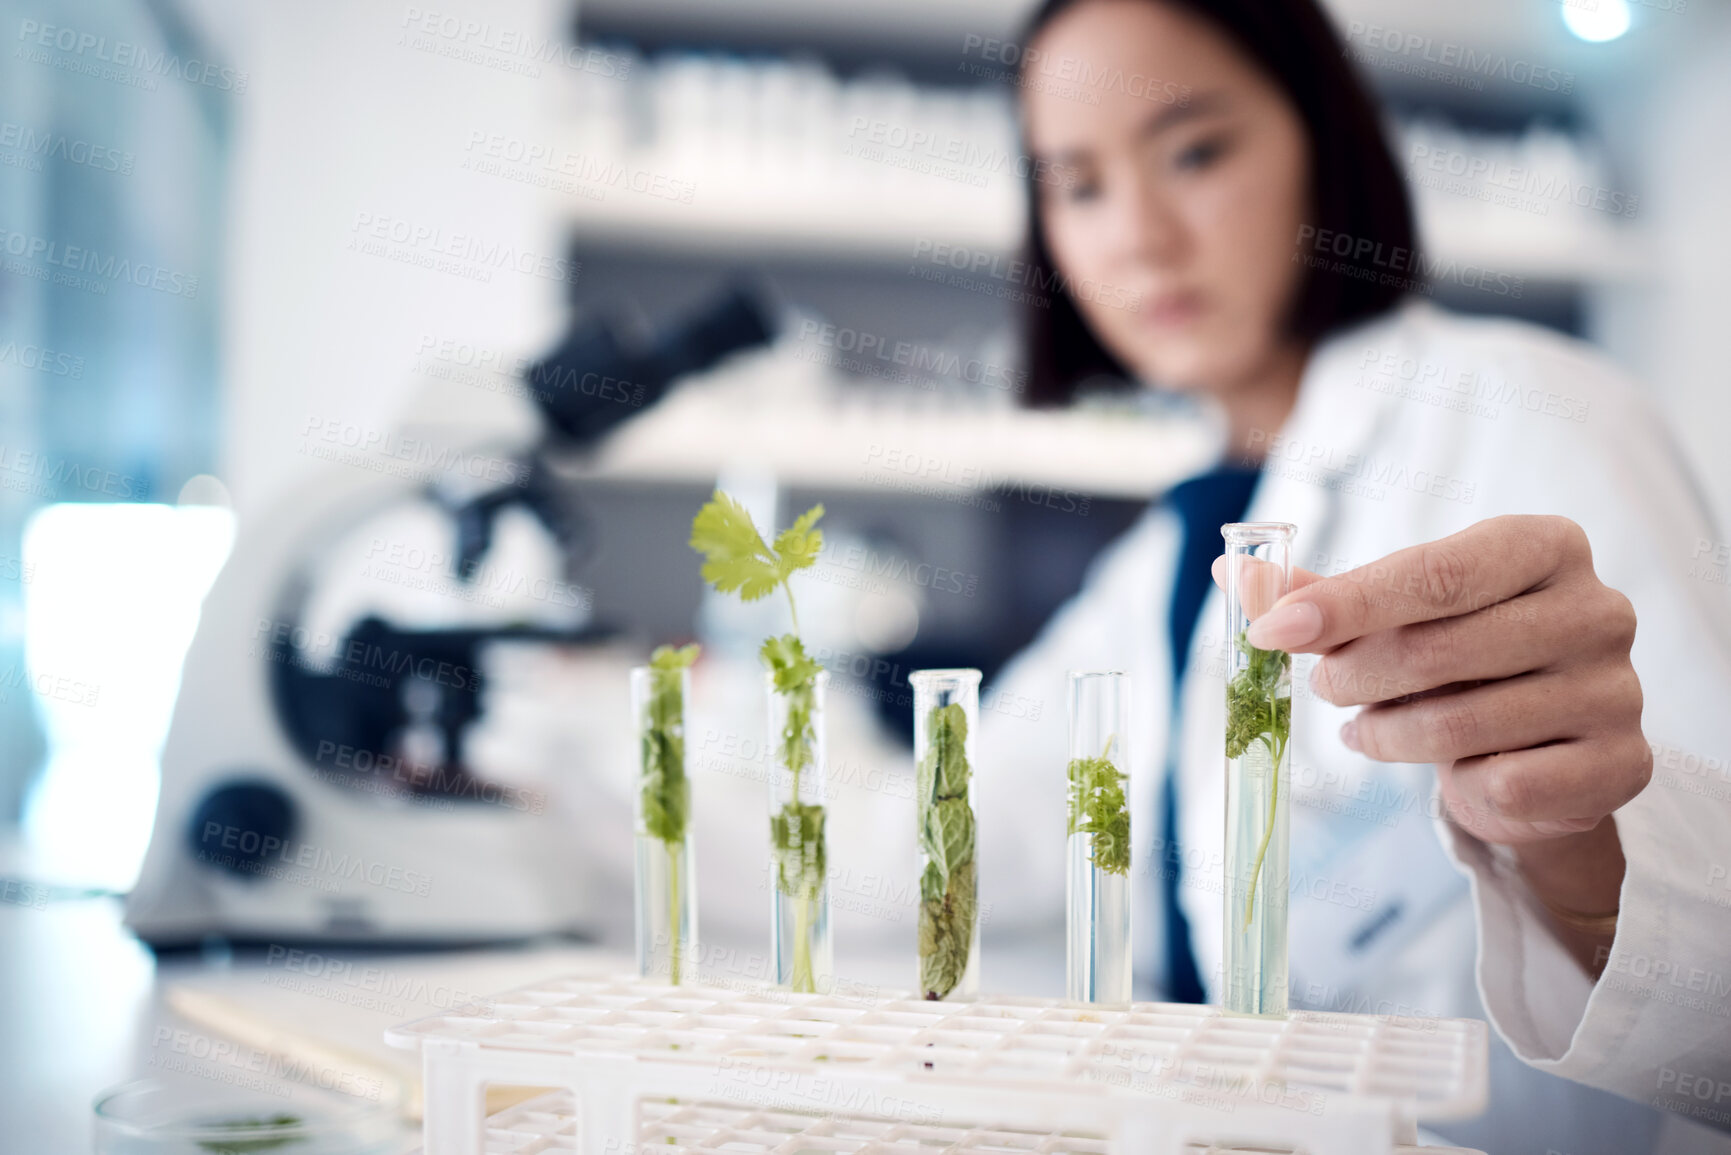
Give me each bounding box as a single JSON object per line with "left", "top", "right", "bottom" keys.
{"left": 19, "top": 503, "right": 235, "bottom": 891}
{"left": 1563, "top": 0, "right": 1632, "bottom": 42}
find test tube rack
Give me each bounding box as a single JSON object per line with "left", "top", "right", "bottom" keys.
{"left": 448, "top": 1090, "right": 1488, "bottom": 1155}
{"left": 385, "top": 974, "right": 1488, "bottom": 1155}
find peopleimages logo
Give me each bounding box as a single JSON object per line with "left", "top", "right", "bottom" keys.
{"left": 195, "top": 822, "right": 434, "bottom": 896}
{"left": 0, "top": 665, "right": 99, "bottom": 708}
{"left": 16, "top": 19, "right": 249, "bottom": 92}
{"left": 711, "top": 1056, "right": 942, "bottom": 1125}
{"left": 1356, "top": 346, "right": 1590, "bottom": 424}
{"left": 1247, "top": 428, "right": 1478, "bottom": 506}
{"left": 252, "top": 616, "right": 481, "bottom": 692}
{"left": 1407, "top": 142, "right": 1639, "bottom": 220}
{"left": 263, "top": 945, "right": 494, "bottom": 1015}
{"left": 0, "top": 445, "right": 149, "bottom": 500}
{"left": 908, "top": 239, "right": 1142, "bottom": 312}
{"left": 844, "top": 117, "right": 1072, "bottom": 190}
{"left": 461, "top": 131, "right": 694, "bottom": 203}
{"left": 0, "top": 228, "right": 200, "bottom": 298}
{"left": 958, "top": 33, "right": 1191, "bottom": 107}
{"left": 298, "top": 415, "right": 531, "bottom": 488}
{"left": 399, "top": 8, "right": 631, "bottom": 79}
{"left": 0, "top": 340, "right": 84, "bottom": 378}
{"left": 0, "top": 121, "right": 135, "bottom": 174}
{"left": 347, "top": 212, "right": 580, "bottom": 286}
{"left": 1343, "top": 21, "right": 1574, "bottom": 95}
{"left": 1295, "top": 224, "right": 1523, "bottom": 299}
{"left": 795, "top": 319, "right": 1025, "bottom": 394}
{"left": 861, "top": 443, "right": 1093, "bottom": 516}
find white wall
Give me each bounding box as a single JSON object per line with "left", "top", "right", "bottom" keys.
{"left": 1593, "top": 1, "right": 1731, "bottom": 524}
{"left": 216, "top": 0, "right": 571, "bottom": 517}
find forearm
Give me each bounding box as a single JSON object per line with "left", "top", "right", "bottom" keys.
{"left": 1509, "top": 817, "right": 1626, "bottom": 978}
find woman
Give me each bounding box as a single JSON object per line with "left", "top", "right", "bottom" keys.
{"left": 977, "top": 0, "right": 1731, "bottom": 1150}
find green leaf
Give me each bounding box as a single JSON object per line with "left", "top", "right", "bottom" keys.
{"left": 196, "top": 1116, "right": 304, "bottom": 1154}
{"left": 770, "top": 799, "right": 827, "bottom": 899}
{"left": 650, "top": 643, "right": 700, "bottom": 672}
{"left": 918, "top": 858, "right": 976, "bottom": 1000}
{"left": 639, "top": 644, "right": 699, "bottom": 846}
{"left": 689, "top": 492, "right": 825, "bottom": 606}
{"left": 924, "top": 797, "right": 975, "bottom": 880}
{"left": 1066, "top": 738, "right": 1130, "bottom": 875}
{"left": 761, "top": 633, "right": 822, "bottom": 694}
{"left": 687, "top": 491, "right": 833, "bottom": 982}
{"left": 1223, "top": 629, "right": 1292, "bottom": 932}
{"left": 1224, "top": 631, "right": 1290, "bottom": 759}
{"left": 916, "top": 700, "right": 978, "bottom": 999}
{"left": 920, "top": 858, "right": 945, "bottom": 905}
{"left": 772, "top": 504, "right": 825, "bottom": 579}
{"left": 689, "top": 491, "right": 782, "bottom": 602}
{"left": 920, "top": 702, "right": 970, "bottom": 799}
{"left": 763, "top": 633, "right": 821, "bottom": 777}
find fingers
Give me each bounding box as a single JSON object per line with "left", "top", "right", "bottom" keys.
{"left": 1245, "top": 516, "right": 1589, "bottom": 653}
{"left": 1210, "top": 556, "right": 1324, "bottom": 621}
{"left": 1437, "top": 733, "right": 1654, "bottom": 841}
{"left": 1209, "top": 557, "right": 1326, "bottom": 595}
{"left": 1347, "top": 661, "right": 1641, "bottom": 765}
{"left": 1346, "top": 674, "right": 1570, "bottom": 763}
{"left": 1312, "top": 585, "right": 1557, "bottom": 705}
{"left": 1313, "top": 579, "right": 1636, "bottom": 706}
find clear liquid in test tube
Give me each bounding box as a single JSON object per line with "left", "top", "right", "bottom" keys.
{"left": 1066, "top": 670, "right": 1131, "bottom": 1005}
{"left": 1221, "top": 522, "right": 1295, "bottom": 1017}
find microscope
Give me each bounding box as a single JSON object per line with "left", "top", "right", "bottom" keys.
{"left": 125, "top": 288, "right": 772, "bottom": 947}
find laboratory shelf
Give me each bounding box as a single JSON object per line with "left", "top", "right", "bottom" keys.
{"left": 562, "top": 181, "right": 1648, "bottom": 283}
{"left": 386, "top": 973, "right": 1489, "bottom": 1155}
{"left": 554, "top": 48, "right": 1647, "bottom": 284}
{"left": 560, "top": 353, "right": 1219, "bottom": 499}
{"left": 564, "top": 186, "right": 1021, "bottom": 264}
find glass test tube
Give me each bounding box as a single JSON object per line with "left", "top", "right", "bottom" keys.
{"left": 1221, "top": 522, "right": 1295, "bottom": 1016}
{"left": 631, "top": 663, "right": 699, "bottom": 985}
{"left": 768, "top": 669, "right": 832, "bottom": 993}
{"left": 1066, "top": 670, "right": 1132, "bottom": 1004}
{"left": 911, "top": 668, "right": 982, "bottom": 1001}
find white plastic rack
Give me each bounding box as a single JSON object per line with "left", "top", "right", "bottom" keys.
{"left": 457, "top": 1089, "right": 1487, "bottom": 1155}
{"left": 386, "top": 974, "right": 1488, "bottom": 1155}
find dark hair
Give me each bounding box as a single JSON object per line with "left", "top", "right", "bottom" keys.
{"left": 1019, "top": 0, "right": 1417, "bottom": 406}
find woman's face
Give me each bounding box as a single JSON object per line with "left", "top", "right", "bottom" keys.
{"left": 1022, "top": 0, "right": 1312, "bottom": 394}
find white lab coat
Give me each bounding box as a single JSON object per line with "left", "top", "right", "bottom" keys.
{"left": 977, "top": 301, "right": 1731, "bottom": 1153}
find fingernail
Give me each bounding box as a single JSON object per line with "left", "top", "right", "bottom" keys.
{"left": 1530, "top": 818, "right": 1601, "bottom": 837}
{"left": 1340, "top": 719, "right": 1360, "bottom": 752}
{"left": 1247, "top": 601, "right": 1323, "bottom": 650}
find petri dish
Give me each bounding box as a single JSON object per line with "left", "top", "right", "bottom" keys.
{"left": 93, "top": 1078, "right": 405, "bottom": 1154}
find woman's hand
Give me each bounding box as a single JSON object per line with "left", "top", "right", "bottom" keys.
{"left": 1214, "top": 515, "right": 1646, "bottom": 971}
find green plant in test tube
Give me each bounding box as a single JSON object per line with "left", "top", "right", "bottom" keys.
{"left": 1221, "top": 521, "right": 1295, "bottom": 1017}
{"left": 1067, "top": 739, "right": 1130, "bottom": 875}
{"left": 634, "top": 642, "right": 699, "bottom": 985}
{"left": 1218, "top": 519, "right": 1301, "bottom": 1018}
{"left": 1225, "top": 634, "right": 1290, "bottom": 929}
{"left": 1065, "top": 670, "right": 1131, "bottom": 1004}
{"left": 689, "top": 491, "right": 830, "bottom": 993}
{"left": 912, "top": 670, "right": 981, "bottom": 1001}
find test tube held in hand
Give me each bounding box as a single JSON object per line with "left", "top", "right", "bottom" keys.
{"left": 1221, "top": 522, "right": 1295, "bottom": 1017}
